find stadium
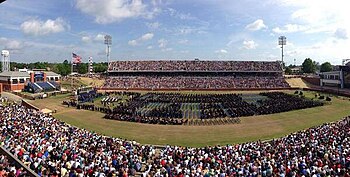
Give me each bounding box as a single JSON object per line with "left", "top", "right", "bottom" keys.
{"left": 1, "top": 0, "right": 350, "bottom": 177}
{"left": 1, "top": 58, "right": 350, "bottom": 176}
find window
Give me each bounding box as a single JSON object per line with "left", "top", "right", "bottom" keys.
{"left": 12, "top": 79, "right": 18, "bottom": 84}
{"left": 19, "top": 79, "right": 25, "bottom": 83}
{"left": 55, "top": 77, "right": 58, "bottom": 81}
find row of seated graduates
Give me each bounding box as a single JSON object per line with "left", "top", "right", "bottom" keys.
{"left": 67, "top": 92, "right": 323, "bottom": 125}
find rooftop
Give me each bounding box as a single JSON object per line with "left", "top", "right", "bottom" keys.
{"left": 0, "top": 71, "right": 30, "bottom": 77}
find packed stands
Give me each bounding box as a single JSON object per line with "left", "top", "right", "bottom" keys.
{"left": 0, "top": 101, "right": 349, "bottom": 176}
{"left": 0, "top": 154, "right": 26, "bottom": 176}
{"left": 104, "top": 76, "right": 289, "bottom": 90}
{"left": 0, "top": 103, "right": 156, "bottom": 176}
{"left": 108, "top": 60, "right": 282, "bottom": 72}
{"left": 104, "top": 60, "right": 290, "bottom": 90}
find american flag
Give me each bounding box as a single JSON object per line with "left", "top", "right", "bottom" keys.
{"left": 72, "top": 53, "right": 82, "bottom": 64}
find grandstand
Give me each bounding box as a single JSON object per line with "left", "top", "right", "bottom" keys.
{"left": 103, "top": 60, "right": 290, "bottom": 90}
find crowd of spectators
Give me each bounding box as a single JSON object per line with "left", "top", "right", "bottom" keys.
{"left": 0, "top": 101, "right": 349, "bottom": 176}
{"left": 0, "top": 103, "right": 156, "bottom": 176}
{"left": 150, "top": 116, "right": 350, "bottom": 176}
{"left": 104, "top": 60, "right": 289, "bottom": 90}
{"left": 108, "top": 60, "right": 282, "bottom": 72}
{"left": 0, "top": 154, "right": 27, "bottom": 177}
{"left": 103, "top": 76, "right": 290, "bottom": 90}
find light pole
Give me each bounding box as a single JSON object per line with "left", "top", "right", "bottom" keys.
{"left": 104, "top": 35, "right": 112, "bottom": 67}
{"left": 278, "top": 36, "right": 286, "bottom": 70}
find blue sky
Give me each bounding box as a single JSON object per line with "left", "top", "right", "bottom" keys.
{"left": 0, "top": 0, "right": 349, "bottom": 65}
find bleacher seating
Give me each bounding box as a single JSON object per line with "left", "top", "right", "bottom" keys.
{"left": 49, "top": 81, "right": 60, "bottom": 88}
{"left": 104, "top": 60, "right": 289, "bottom": 90}
{"left": 26, "top": 82, "right": 41, "bottom": 93}
{"left": 25, "top": 81, "right": 59, "bottom": 93}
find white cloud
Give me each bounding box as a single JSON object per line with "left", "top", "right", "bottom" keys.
{"left": 272, "top": 24, "right": 308, "bottom": 34}
{"left": 242, "top": 40, "right": 258, "bottom": 49}
{"left": 167, "top": 8, "right": 196, "bottom": 20}
{"left": 162, "top": 47, "right": 173, "bottom": 52}
{"left": 276, "top": 35, "right": 350, "bottom": 64}
{"left": 81, "top": 36, "right": 91, "bottom": 43}
{"left": 81, "top": 33, "right": 106, "bottom": 43}
{"left": 140, "top": 33, "right": 154, "bottom": 41}
{"left": 158, "top": 38, "right": 168, "bottom": 48}
{"left": 178, "top": 39, "right": 189, "bottom": 44}
{"left": 147, "top": 45, "right": 153, "bottom": 49}
{"left": 175, "top": 25, "right": 208, "bottom": 35}
{"left": 334, "top": 28, "right": 348, "bottom": 39}
{"left": 94, "top": 33, "right": 105, "bottom": 41}
{"left": 20, "top": 18, "right": 68, "bottom": 36}
{"left": 128, "top": 40, "right": 138, "bottom": 46}
{"left": 180, "top": 50, "right": 189, "bottom": 54}
{"left": 76, "top": 0, "right": 161, "bottom": 24}
{"left": 128, "top": 32, "right": 154, "bottom": 46}
{"left": 215, "top": 49, "right": 228, "bottom": 54}
{"left": 273, "top": 0, "right": 350, "bottom": 36}
{"left": 146, "top": 22, "right": 160, "bottom": 30}
{"left": 0, "top": 37, "right": 30, "bottom": 54}
{"left": 245, "top": 19, "right": 267, "bottom": 31}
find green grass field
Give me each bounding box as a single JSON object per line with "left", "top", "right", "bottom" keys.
{"left": 28, "top": 90, "right": 350, "bottom": 147}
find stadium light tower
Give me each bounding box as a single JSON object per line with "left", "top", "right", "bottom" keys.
{"left": 104, "top": 35, "right": 112, "bottom": 65}
{"left": 278, "top": 36, "right": 287, "bottom": 69}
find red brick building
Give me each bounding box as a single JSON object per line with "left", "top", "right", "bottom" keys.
{"left": 0, "top": 71, "right": 60, "bottom": 92}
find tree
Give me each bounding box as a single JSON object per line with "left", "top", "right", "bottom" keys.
{"left": 302, "top": 58, "right": 316, "bottom": 73}
{"left": 320, "top": 62, "right": 332, "bottom": 72}
{"left": 93, "top": 62, "right": 108, "bottom": 73}
{"left": 55, "top": 60, "right": 71, "bottom": 76}
{"left": 285, "top": 67, "right": 292, "bottom": 75}
{"left": 77, "top": 63, "right": 88, "bottom": 74}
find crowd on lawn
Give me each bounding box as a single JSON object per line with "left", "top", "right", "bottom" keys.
{"left": 0, "top": 100, "right": 349, "bottom": 176}
{"left": 103, "top": 92, "right": 323, "bottom": 125}
{"left": 63, "top": 92, "right": 323, "bottom": 125}
{"left": 108, "top": 61, "right": 282, "bottom": 72}
{"left": 103, "top": 76, "right": 289, "bottom": 90}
